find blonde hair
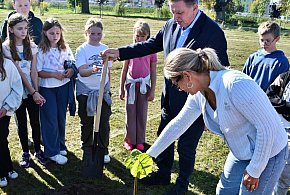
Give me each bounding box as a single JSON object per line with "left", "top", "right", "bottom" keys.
{"left": 133, "top": 21, "right": 150, "bottom": 43}
{"left": 164, "top": 48, "right": 226, "bottom": 80}
{"left": 85, "top": 17, "right": 103, "bottom": 32}
{"left": 258, "top": 21, "right": 280, "bottom": 38}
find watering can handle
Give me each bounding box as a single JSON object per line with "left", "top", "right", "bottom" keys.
{"left": 94, "top": 57, "right": 109, "bottom": 134}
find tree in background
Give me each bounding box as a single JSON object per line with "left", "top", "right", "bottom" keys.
{"left": 269, "top": 3, "right": 281, "bottom": 18}
{"left": 67, "top": 0, "right": 89, "bottom": 13}
{"left": 81, "top": 0, "right": 90, "bottom": 13}
{"left": 249, "top": 0, "right": 266, "bottom": 16}
{"left": 277, "top": 0, "right": 289, "bottom": 17}
{"left": 224, "top": 0, "right": 243, "bottom": 18}
{"left": 155, "top": 0, "right": 165, "bottom": 9}
{"left": 97, "top": 0, "right": 107, "bottom": 18}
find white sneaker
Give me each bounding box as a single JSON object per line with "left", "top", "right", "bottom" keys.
{"left": 8, "top": 171, "right": 18, "bottom": 179}
{"left": 60, "top": 150, "right": 67, "bottom": 156}
{"left": 49, "top": 154, "right": 68, "bottom": 165}
{"left": 104, "top": 154, "right": 110, "bottom": 164}
{"left": 0, "top": 177, "right": 7, "bottom": 187}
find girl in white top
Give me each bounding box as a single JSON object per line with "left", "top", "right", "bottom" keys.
{"left": 37, "top": 18, "right": 75, "bottom": 165}
{"left": 146, "top": 48, "right": 288, "bottom": 195}
{"left": 2, "top": 13, "right": 47, "bottom": 169}
{"left": 0, "top": 39, "right": 23, "bottom": 188}
{"left": 75, "top": 17, "right": 112, "bottom": 164}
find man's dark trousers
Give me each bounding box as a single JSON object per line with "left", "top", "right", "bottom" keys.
{"left": 155, "top": 79, "right": 204, "bottom": 190}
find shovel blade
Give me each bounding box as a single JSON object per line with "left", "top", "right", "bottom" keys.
{"left": 81, "top": 146, "right": 105, "bottom": 179}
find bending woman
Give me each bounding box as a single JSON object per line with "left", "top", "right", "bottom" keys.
{"left": 146, "top": 47, "right": 288, "bottom": 194}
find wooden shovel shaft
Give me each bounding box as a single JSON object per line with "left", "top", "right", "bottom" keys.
{"left": 94, "top": 58, "right": 109, "bottom": 134}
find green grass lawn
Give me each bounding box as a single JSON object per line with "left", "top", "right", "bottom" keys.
{"left": 0, "top": 9, "right": 290, "bottom": 195}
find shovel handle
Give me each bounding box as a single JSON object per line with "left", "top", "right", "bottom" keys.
{"left": 94, "top": 57, "right": 109, "bottom": 134}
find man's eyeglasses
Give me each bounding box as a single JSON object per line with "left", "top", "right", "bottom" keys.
{"left": 259, "top": 37, "right": 276, "bottom": 46}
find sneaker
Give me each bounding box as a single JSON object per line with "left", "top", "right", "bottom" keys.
{"left": 104, "top": 154, "right": 110, "bottom": 164}
{"left": 8, "top": 171, "right": 18, "bottom": 179}
{"left": 124, "top": 141, "right": 133, "bottom": 150}
{"left": 0, "top": 177, "right": 7, "bottom": 187}
{"left": 20, "top": 152, "right": 30, "bottom": 168}
{"left": 136, "top": 144, "right": 144, "bottom": 151}
{"left": 140, "top": 172, "right": 170, "bottom": 186}
{"left": 34, "top": 150, "right": 48, "bottom": 165}
{"left": 60, "top": 150, "right": 67, "bottom": 156}
{"left": 49, "top": 154, "right": 68, "bottom": 165}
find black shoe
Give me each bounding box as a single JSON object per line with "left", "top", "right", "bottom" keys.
{"left": 140, "top": 172, "right": 170, "bottom": 186}
{"left": 164, "top": 185, "right": 187, "bottom": 195}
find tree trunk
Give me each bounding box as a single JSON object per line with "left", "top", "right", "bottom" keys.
{"left": 215, "top": 10, "right": 225, "bottom": 21}
{"left": 214, "top": 0, "right": 231, "bottom": 22}
{"left": 81, "top": 0, "right": 90, "bottom": 14}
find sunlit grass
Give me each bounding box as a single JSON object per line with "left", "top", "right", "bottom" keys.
{"left": 0, "top": 9, "right": 289, "bottom": 194}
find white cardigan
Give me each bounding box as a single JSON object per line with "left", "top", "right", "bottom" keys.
{"left": 147, "top": 70, "right": 287, "bottom": 178}
{"left": 0, "top": 59, "right": 23, "bottom": 116}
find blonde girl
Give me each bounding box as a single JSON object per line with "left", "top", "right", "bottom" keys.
{"left": 75, "top": 17, "right": 112, "bottom": 164}
{"left": 2, "top": 13, "right": 47, "bottom": 168}
{"left": 119, "top": 21, "right": 157, "bottom": 151}
{"left": 37, "top": 18, "right": 75, "bottom": 165}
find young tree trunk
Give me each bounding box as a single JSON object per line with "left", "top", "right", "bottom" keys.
{"left": 81, "top": 0, "right": 90, "bottom": 14}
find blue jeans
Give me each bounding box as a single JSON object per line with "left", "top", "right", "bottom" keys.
{"left": 273, "top": 128, "right": 290, "bottom": 195}
{"left": 216, "top": 146, "right": 288, "bottom": 195}
{"left": 40, "top": 83, "right": 69, "bottom": 158}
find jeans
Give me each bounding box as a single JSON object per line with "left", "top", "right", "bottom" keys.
{"left": 273, "top": 128, "right": 290, "bottom": 195}
{"left": 40, "top": 83, "right": 69, "bottom": 158}
{"left": 216, "top": 146, "right": 288, "bottom": 195}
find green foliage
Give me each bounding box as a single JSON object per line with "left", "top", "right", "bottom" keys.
{"left": 155, "top": 5, "right": 171, "bottom": 18}
{"left": 125, "top": 149, "right": 153, "bottom": 179}
{"left": 249, "top": 0, "right": 267, "bottom": 16}
{"left": 114, "top": 1, "right": 125, "bottom": 16}
{"left": 4, "top": 0, "right": 13, "bottom": 9}
{"left": 200, "top": 0, "right": 215, "bottom": 10}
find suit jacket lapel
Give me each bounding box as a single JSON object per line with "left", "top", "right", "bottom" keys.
{"left": 170, "top": 22, "right": 180, "bottom": 51}
{"left": 183, "top": 12, "right": 206, "bottom": 48}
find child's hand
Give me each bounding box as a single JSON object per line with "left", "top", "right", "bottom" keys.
{"left": 64, "top": 68, "right": 74, "bottom": 78}
{"left": 92, "top": 65, "right": 102, "bottom": 74}
{"left": 147, "top": 89, "right": 155, "bottom": 101}
{"left": 119, "top": 87, "right": 125, "bottom": 100}
{"left": 32, "top": 92, "right": 46, "bottom": 106}
{"left": 0, "top": 107, "right": 7, "bottom": 118}
{"left": 54, "top": 72, "right": 65, "bottom": 80}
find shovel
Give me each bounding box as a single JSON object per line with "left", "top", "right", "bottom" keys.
{"left": 82, "top": 57, "right": 109, "bottom": 179}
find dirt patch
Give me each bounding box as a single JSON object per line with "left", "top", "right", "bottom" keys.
{"left": 44, "top": 183, "right": 115, "bottom": 195}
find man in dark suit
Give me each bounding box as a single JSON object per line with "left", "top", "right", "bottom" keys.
{"left": 103, "top": 0, "right": 229, "bottom": 193}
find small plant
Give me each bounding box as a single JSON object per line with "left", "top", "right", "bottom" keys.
{"left": 125, "top": 149, "right": 153, "bottom": 195}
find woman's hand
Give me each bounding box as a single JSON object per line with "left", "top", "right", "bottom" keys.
{"left": 243, "top": 170, "right": 259, "bottom": 192}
